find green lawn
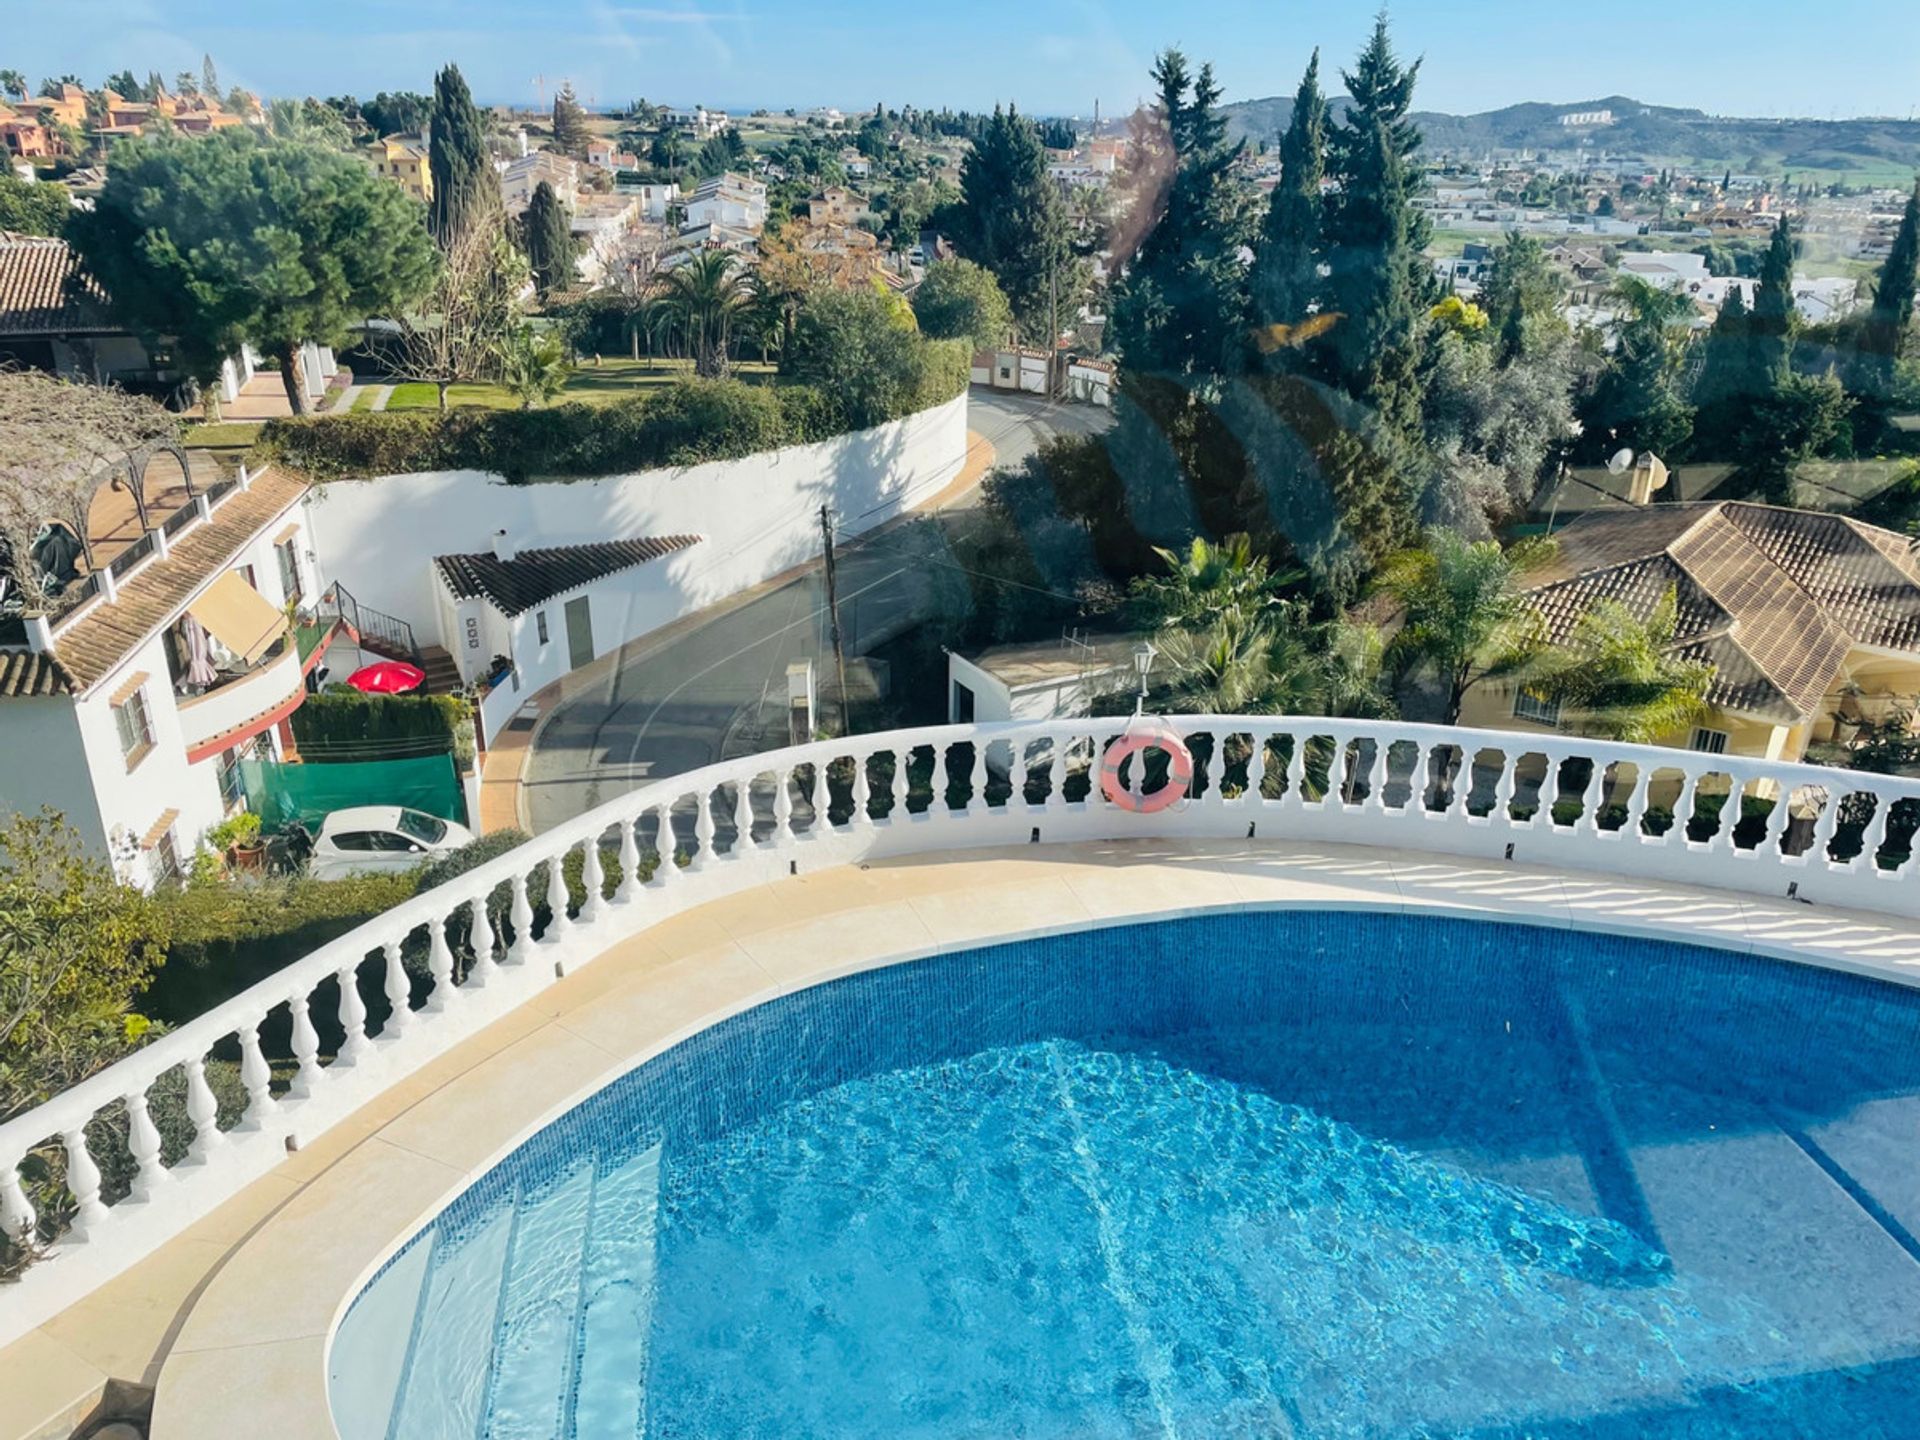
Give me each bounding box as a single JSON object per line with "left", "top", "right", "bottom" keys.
{"left": 377, "top": 359, "right": 782, "bottom": 413}
{"left": 384, "top": 382, "right": 443, "bottom": 410}
{"left": 181, "top": 421, "right": 262, "bottom": 450}
{"left": 349, "top": 386, "right": 382, "bottom": 412}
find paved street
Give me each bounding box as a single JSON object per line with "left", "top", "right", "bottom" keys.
{"left": 519, "top": 391, "right": 1111, "bottom": 833}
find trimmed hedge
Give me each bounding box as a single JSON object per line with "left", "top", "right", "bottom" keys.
{"left": 255, "top": 359, "right": 967, "bottom": 483}
{"left": 292, "top": 690, "right": 473, "bottom": 765}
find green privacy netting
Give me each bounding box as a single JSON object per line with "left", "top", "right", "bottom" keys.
{"left": 240, "top": 755, "right": 467, "bottom": 831}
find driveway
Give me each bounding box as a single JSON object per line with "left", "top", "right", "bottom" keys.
{"left": 519, "top": 390, "right": 1112, "bottom": 832}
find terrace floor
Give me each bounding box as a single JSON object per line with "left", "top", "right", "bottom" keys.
{"left": 5, "top": 837, "right": 1919, "bottom": 1440}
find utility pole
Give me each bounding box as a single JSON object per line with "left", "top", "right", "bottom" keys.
{"left": 1047, "top": 260, "right": 1059, "bottom": 400}
{"left": 819, "top": 504, "right": 849, "bottom": 732}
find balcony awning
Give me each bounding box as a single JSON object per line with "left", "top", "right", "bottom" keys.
{"left": 188, "top": 570, "right": 286, "bottom": 665}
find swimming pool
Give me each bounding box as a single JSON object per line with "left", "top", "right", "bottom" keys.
{"left": 329, "top": 910, "right": 1920, "bottom": 1438}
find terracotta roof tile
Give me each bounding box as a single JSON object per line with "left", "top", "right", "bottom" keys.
{"left": 0, "top": 650, "right": 75, "bottom": 696}
{"left": 435, "top": 536, "right": 701, "bottom": 617}
{"left": 1525, "top": 501, "right": 1920, "bottom": 725}
{"left": 42, "top": 468, "right": 308, "bottom": 694}
{"left": 0, "top": 235, "right": 111, "bottom": 335}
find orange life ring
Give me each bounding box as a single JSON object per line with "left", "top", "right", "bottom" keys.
{"left": 1099, "top": 728, "right": 1193, "bottom": 813}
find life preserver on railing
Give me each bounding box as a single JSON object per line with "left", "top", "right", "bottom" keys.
{"left": 1099, "top": 725, "right": 1194, "bottom": 813}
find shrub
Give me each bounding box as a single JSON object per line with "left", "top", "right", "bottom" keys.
{"left": 293, "top": 690, "right": 473, "bottom": 766}
{"left": 255, "top": 357, "right": 967, "bottom": 483}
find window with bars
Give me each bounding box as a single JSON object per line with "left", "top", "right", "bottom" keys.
{"left": 1690, "top": 727, "right": 1731, "bottom": 755}
{"left": 276, "top": 539, "right": 302, "bottom": 605}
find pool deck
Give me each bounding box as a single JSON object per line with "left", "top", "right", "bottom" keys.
{"left": 5, "top": 836, "right": 1919, "bottom": 1439}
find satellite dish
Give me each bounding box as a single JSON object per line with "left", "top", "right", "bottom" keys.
{"left": 1606, "top": 447, "right": 1636, "bottom": 475}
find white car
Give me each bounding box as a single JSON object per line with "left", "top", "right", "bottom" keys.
{"left": 310, "top": 806, "right": 476, "bottom": 879}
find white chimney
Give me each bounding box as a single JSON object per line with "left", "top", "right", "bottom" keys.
{"left": 491, "top": 529, "right": 518, "bottom": 563}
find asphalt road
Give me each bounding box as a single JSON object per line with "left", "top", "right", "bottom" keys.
{"left": 520, "top": 390, "right": 1112, "bottom": 833}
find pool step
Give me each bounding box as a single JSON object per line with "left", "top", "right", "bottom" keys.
{"left": 567, "top": 1143, "right": 665, "bottom": 1438}
{"left": 485, "top": 1159, "right": 597, "bottom": 1439}
{"left": 388, "top": 1206, "right": 515, "bottom": 1440}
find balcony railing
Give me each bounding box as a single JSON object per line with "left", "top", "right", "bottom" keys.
{"left": 172, "top": 637, "right": 304, "bottom": 754}
{"left": 1, "top": 715, "right": 1916, "bottom": 1344}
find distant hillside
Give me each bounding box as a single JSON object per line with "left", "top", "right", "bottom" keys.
{"left": 1220, "top": 93, "right": 1920, "bottom": 183}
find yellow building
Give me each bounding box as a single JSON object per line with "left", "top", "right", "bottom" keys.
{"left": 377, "top": 135, "right": 433, "bottom": 204}
{"left": 1458, "top": 501, "right": 1920, "bottom": 762}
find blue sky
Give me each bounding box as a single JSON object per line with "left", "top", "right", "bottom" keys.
{"left": 14, "top": 0, "right": 1920, "bottom": 120}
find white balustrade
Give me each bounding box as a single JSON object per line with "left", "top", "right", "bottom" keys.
{"left": 2, "top": 715, "right": 1916, "bottom": 1348}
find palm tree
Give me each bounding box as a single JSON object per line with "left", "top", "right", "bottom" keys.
{"left": 1129, "top": 533, "right": 1300, "bottom": 633}
{"left": 0, "top": 71, "right": 27, "bottom": 102}
{"left": 739, "top": 271, "right": 791, "bottom": 366}
{"left": 625, "top": 293, "right": 672, "bottom": 370}
{"left": 497, "top": 326, "right": 569, "bottom": 410}
{"left": 1525, "top": 588, "right": 1716, "bottom": 743}
{"left": 1376, "top": 530, "right": 1554, "bottom": 723}
{"left": 661, "top": 250, "right": 746, "bottom": 378}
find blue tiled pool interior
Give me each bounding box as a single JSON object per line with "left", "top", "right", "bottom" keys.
{"left": 330, "top": 911, "right": 1920, "bottom": 1438}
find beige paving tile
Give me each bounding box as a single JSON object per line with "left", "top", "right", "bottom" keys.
{"left": 733, "top": 898, "right": 939, "bottom": 991}
{"left": 0, "top": 1329, "right": 105, "bottom": 1440}
{"left": 905, "top": 875, "right": 1094, "bottom": 950}
{"left": 151, "top": 1336, "right": 334, "bottom": 1440}
{"left": 1057, "top": 856, "right": 1247, "bottom": 922}
{"left": 171, "top": 1139, "right": 463, "bottom": 1354}
{"left": 376, "top": 1023, "right": 619, "bottom": 1173}
{"left": 39, "top": 1236, "right": 231, "bottom": 1384}
{"left": 552, "top": 943, "right": 781, "bottom": 1058}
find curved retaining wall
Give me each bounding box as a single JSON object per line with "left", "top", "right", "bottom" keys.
{"left": 300, "top": 394, "right": 970, "bottom": 646}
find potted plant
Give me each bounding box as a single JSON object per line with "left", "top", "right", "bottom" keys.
{"left": 207, "top": 811, "right": 265, "bottom": 871}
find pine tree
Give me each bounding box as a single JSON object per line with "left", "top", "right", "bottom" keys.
{"left": 429, "top": 64, "right": 498, "bottom": 245}
{"left": 954, "top": 105, "right": 1076, "bottom": 339}
{"left": 1248, "top": 51, "right": 1326, "bottom": 369}
{"left": 1333, "top": 14, "right": 1432, "bottom": 295}
{"left": 202, "top": 55, "right": 219, "bottom": 99}
{"left": 1750, "top": 215, "right": 1796, "bottom": 387}
{"left": 1851, "top": 179, "right": 1920, "bottom": 409}
{"left": 522, "top": 180, "right": 574, "bottom": 296}
{"left": 1476, "top": 231, "right": 1563, "bottom": 363}
{"left": 1691, "top": 286, "right": 1752, "bottom": 451}
{"left": 551, "top": 83, "right": 589, "bottom": 160}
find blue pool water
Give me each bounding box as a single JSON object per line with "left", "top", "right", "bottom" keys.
{"left": 331, "top": 911, "right": 1920, "bottom": 1438}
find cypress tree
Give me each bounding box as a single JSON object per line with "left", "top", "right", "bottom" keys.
{"left": 1851, "top": 179, "right": 1920, "bottom": 408}
{"left": 1751, "top": 215, "right": 1796, "bottom": 388}
{"left": 1317, "top": 116, "right": 1421, "bottom": 438}
{"left": 1249, "top": 51, "right": 1326, "bottom": 368}
{"left": 428, "top": 64, "right": 498, "bottom": 245}
{"left": 1692, "top": 286, "right": 1752, "bottom": 452}
{"left": 954, "top": 105, "right": 1075, "bottom": 339}
{"left": 523, "top": 180, "right": 573, "bottom": 296}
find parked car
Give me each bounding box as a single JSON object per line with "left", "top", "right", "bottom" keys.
{"left": 309, "top": 806, "right": 476, "bottom": 879}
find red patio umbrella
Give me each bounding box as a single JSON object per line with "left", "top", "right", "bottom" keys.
{"left": 346, "top": 660, "right": 425, "bottom": 695}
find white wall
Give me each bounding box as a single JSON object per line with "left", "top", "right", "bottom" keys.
{"left": 946, "top": 653, "right": 1013, "bottom": 723}
{"left": 305, "top": 394, "right": 969, "bottom": 654}
{"left": 0, "top": 695, "right": 105, "bottom": 851}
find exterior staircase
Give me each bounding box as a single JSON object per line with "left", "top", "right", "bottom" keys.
{"left": 418, "top": 644, "right": 462, "bottom": 695}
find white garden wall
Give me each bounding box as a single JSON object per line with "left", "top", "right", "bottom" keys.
{"left": 301, "top": 395, "right": 970, "bottom": 643}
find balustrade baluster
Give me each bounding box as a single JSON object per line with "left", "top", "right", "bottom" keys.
{"left": 1, "top": 1166, "right": 36, "bottom": 1245}
{"left": 735, "top": 779, "right": 758, "bottom": 849}
{"left": 509, "top": 872, "right": 538, "bottom": 959}
{"left": 773, "top": 765, "right": 796, "bottom": 840}
{"left": 1283, "top": 733, "right": 1307, "bottom": 810}
{"left": 288, "top": 994, "right": 322, "bottom": 1098}
{"left": 580, "top": 839, "right": 606, "bottom": 922}
{"left": 616, "top": 818, "right": 642, "bottom": 904}
{"left": 969, "top": 738, "right": 989, "bottom": 812}
{"left": 1618, "top": 765, "right": 1653, "bottom": 841}
{"left": 1858, "top": 789, "right": 1897, "bottom": 873}
{"left": 469, "top": 896, "right": 498, "bottom": 986}
{"left": 810, "top": 762, "right": 833, "bottom": 832}
{"left": 382, "top": 939, "right": 412, "bottom": 1036}
{"left": 184, "top": 1059, "right": 225, "bottom": 1161}
{"left": 62, "top": 1129, "right": 108, "bottom": 1239}
{"left": 424, "top": 918, "right": 455, "bottom": 1013}
{"left": 1246, "top": 732, "right": 1269, "bottom": 804}
{"left": 1494, "top": 751, "right": 1521, "bottom": 826}
{"left": 1706, "top": 776, "right": 1741, "bottom": 853}
{"left": 693, "top": 790, "right": 717, "bottom": 866}
{"left": 1668, "top": 770, "right": 1700, "bottom": 845}
{"left": 853, "top": 753, "right": 873, "bottom": 825}
{"left": 654, "top": 805, "right": 680, "bottom": 878}
{"left": 1808, "top": 785, "right": 1844, "bottom": 867}
{"left": 1359, "top": 739, "right": 1386, "bottom": 813}
{"left": 1576, "top": 760, "right": 1605, "bottom": 835}
{"left": 237, "top": 1025, "right": 275, "bottom": 1131}
{"left": 125, "top": 1089, "right": 164, "bottom": 1201}
{"left": 1447, "top": 745, "right": 1477, "bottom": 819}
{"left": 336, "top": 961, "right": 370, "bottom": 1062}
{"left": 544, "top": 848, "right": 574, "bottom": 940}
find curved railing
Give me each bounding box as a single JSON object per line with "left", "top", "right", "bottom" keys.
{"left": 2, "top": 715, "right": 1917, "bottom": 1343}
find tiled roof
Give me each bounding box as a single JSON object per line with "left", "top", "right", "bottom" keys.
{"left": 0, "top": 649, "right": 76, "bottom": 697}
{"left": 0, "top": 235, "right": 112, "bottom": 336}
{"left": 435, "top": 537, "right": 701, "bottom": 617}
{"left": 38, "top": 468, "right": 309, "bottom": 694}
{"left": 1524, "top": 502, "right": 1920, "bottom": 725}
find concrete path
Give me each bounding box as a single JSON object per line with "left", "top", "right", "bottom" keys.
{"left": 368, "top": 384, "right": 395, "bottom": 412}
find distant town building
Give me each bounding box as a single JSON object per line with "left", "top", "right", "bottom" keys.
{"left": 683, "top": 171, "right": 767, "bottom": 233}
{"left": 377, "top": 135, "right": 433, "bottom": 205}
{"left": 500, "top": 151, "right": 580, "bottom": 213}
{"left": 1558, "top": 109, "right": 1615, "bottom": 128}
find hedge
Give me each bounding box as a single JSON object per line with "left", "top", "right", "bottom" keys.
{"left": 292, "top": 689, "right": 474, "bottom": 765}
{"left": 254, "top": 360, "right": 967, "bottom": 483}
